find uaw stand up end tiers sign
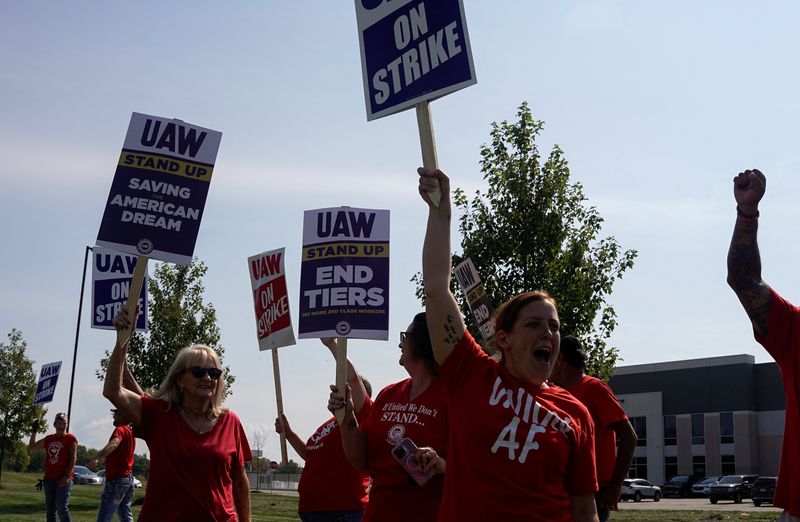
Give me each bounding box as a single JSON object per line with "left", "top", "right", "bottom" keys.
{"left": 299, "top": 207, "right": 390, "bottom": 340}
{"left": 96, "top": 113, "right": 222, "bottom": 265}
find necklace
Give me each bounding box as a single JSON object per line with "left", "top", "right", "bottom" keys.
{"left": 180, "top": 407, "right": 217, "bottom": 434}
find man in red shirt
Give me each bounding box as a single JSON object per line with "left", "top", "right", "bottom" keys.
{"left": 551, "top": 336, "right": 637, "bottom": 522}
{"left": 29, "top": 412, "right": 78, "bottom": 522}
{"left": 92, "top": 409, "right": 136, "bottom": 522}
{"left": 727, "top": 168, "right": 800, "bottom": 521}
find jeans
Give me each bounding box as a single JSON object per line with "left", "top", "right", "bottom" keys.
{"left": 299, "top": 511, "right": 363, "bottom": 522}
{"left": 43, "top": 479, "right": 72, "bottom": 522}
{"left": 96, "top": 474, "right": 135, "bottom": 522}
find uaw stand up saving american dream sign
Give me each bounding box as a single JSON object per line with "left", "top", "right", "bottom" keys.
{"left": 96, "top": 112, "right": 222, "bottom": 346}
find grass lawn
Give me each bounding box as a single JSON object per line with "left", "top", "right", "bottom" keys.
{"left": 0, "top": 472, "right": 300, "bottom": 521}
{"left": 0, "top": 472, "right": 781, "bottom": 521}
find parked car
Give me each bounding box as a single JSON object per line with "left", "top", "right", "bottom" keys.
{"left": 662, "top": 475, "right": 700, "bottom": 498}
{"left": 97, "top": 469, "right": 143, "bottom": 488}
{"left": 751, "top": 476, "right": 777, "bottom": 507}
{"left": 73, "top": 465, "right": 102, "bottom": 485}
{"left": 709, "top": 474, "right": 759, "bottom": 504}
{"left": 620, "top": 479, "right": 662, "bottom": 502}
{"left": 690, "top": 476, "right": 722, "bottom": 497}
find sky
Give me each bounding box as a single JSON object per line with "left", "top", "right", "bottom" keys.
{"left": 3, "top": 1, "right": 800, "bottom": 460}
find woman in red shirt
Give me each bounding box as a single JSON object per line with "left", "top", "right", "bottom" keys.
{"left": 417, "top": 168, "right": 599, "bottom": 522}
{"left": 104, "top": 310, "right": 252, "bottom": 522}
{"left": 329, "top": 312, "right": 448, "bottom": 522}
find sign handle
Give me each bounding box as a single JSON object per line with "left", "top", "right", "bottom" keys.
{"left": 116, "top": 255, "right": 148, "bottom": 346}
{"left": 416, "top": 101, "right": 441, "bottom": 207}
{"left": 335, "top": 338, "right": 348, "bottom": 425}
{"left": 271, "top": 348, "right": 289, "bottom": 465}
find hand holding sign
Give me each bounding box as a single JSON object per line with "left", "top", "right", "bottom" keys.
{"left": 418, "top": 167, "right": 449, "bottom": 211}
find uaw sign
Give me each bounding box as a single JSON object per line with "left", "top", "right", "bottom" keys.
{"left": 299, "top": 207, "right": 390, "bottom": 340}
{"left": 96, "top": 112, "right": 222, "bottom": 265}
{"left": 248, "top": 248, "right": 296, "bottom": 350}
{"left": 355, "top": 0, "right": 476, "bottom": 120}
{"left": 91, "top": 246, "right": 148, "bottom": 330}
{"left": 454, "top": 258, "right": 495, "bottom": 345}
{"left": 33, "top": 361, "right": 62, "bottom": 406}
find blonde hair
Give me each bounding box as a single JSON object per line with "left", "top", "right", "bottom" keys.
{"left": 152, "top": 344, "right": 228, "bottom": 418}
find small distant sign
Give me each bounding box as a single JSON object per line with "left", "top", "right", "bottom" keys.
{"left": 33, "top": 361, "right": 62, "bottom": 406}
{"left": 453, "top": 258, "right": 495, "bottom": 344}
{"left": 269, "top": 461, "right": 279, "bottom": 470}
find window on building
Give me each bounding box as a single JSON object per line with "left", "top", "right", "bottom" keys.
{"left": 664, "top": 415, "right": 677, "bottom": 446}
{"left": 628, "top": 456, "right": 648, "bottom": 479}
{"left": 721, "top": 455, "right": 736, "bottom": 475}
{"left": 664, "top": 456, "right": 678, "bottom": 480}
{"left": 631, "top": 416, "right": 647, "bottom": 447}
{"left": 691, "top": 413, "right": 704, "bottom": 445}
{"left": 720, "top": 412, "right": 734, "bottom": 444}
{"left": 692, "top": 455, "right": 706, "bottom": 478}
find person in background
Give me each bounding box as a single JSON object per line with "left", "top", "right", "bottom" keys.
{"left": 276, "top": 339, "right": 372, "bottom": 522}
{"left": 91, "top": 408, "right": 137, "bottom": 522}
{"left": 727, "top": 168, "right": 800, "bottom": 521}
{"left": 551, "top": 335, "right": 637, "bottom": 521}
{"left": 104, "top": 309, "right": 251, "bottom": 522}
{"left": 29, "top": 412, "right": 77, "bottom": 522}
{"left": 417, "top": 167, "right": 598, "bottom": 521}
{"left": 328, "top": 313, "right": 448, "bottom": 522}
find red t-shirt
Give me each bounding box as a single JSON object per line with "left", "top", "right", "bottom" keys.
{"left": 437, "top": 331, "right": 597, "bottom": 522}
{"left": 754, "top": 288, "right": 800, "bottom": 517}
{"left": 43, "top": 433, "right": 77, "bottom": 481}
{"left": 105, "top": 424, "right": 135, "bottom": 480}
{"left": 298, "top": 416, "right": 370, "bottom": 512}
{"left": 567, "top": 375, "right": 628, "bottom": 486}
{"left": 137, "top": 396, "right": 252, "bottom": 522}
{"left": 359, "top": 377, "right": 448, "bottom": 522}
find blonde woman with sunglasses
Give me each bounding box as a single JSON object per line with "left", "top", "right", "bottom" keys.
{"left": 104, "top": 309, "right": 252, "bottom": 522}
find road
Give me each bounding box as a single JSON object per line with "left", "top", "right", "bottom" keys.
{"left": 618, "top": 497, "right": 781, "bottom": 513}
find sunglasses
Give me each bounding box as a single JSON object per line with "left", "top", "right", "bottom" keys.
{"left": 187, "top": 366, "right": 223, "bottom": 380}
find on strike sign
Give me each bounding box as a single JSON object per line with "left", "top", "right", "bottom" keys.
{"left": 248, "top": 248, "right": 295, "bottom": 350}
{"left": 33, "top": 361, "right": 62, "bottom": 406}
{"left": 96, "top": 112, "right": 222, "bottom": 265}
{"left": 92, "top": 246, "right": 148, "bottom": 331}
{"left": 299, "top": 207, "right": 389, "bottom": 340}
{"left": 355, "top": 0, "right": 476, "bottom": 120}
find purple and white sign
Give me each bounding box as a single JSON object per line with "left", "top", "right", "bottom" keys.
{"left": 33, "top": 361, "right": 62, "bottom": 406}
{"left": 299, "top": 207, "right": 389, "bottom": 340}
{"left": 355, "top": 0, "right": 476, "bottom": 120}
{"left": 96, "top": 112, "right": 222, "bottom": 265}
{"left": 91, "top": 246, "right": 148, "bottom": 331}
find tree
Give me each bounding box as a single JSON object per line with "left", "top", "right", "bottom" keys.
{"left": 276, "top": 459, "right": 302, "bottom": 474}
{"left": 97, "top": 258, "right": 234, "bottom": 395}
{"left": 0, "top": 329, "right": 42, "bottom": 485}
{"left": 415, "top": 103, "right": 637, "bottom": 380}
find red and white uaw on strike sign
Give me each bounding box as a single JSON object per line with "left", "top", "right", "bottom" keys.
{"left": 96, "top": 112, "right": 222, "bottom": 265}
{"left": 248, "top": 247, "right": 296, "bottom": 350}
{"left": 355, "top": 0, "right": 476, "bottom": 120}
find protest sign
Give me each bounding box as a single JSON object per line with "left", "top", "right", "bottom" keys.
{"left": 248, "top": 248, "right": 295, "bottom": 350}
{"left": 454, "top": 258, "right": 495, "bottom": 344}
{"left": 91, "top": 246, "right": 148, "bottom": 331}
{"left": 33, "top": 361, "right": 62, "bottom": 406}
{"left": 96, "top": 112, "right": 222, "bottom": 265}
{"left": 355, "top": 0, "right": 476, "bottom": 120}
{"left": 299, "top": 207, "right": 390, "bottom": 340}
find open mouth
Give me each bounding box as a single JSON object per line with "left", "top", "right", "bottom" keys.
{"left": 533, "top": 348, "right": 551, "bottom": 365}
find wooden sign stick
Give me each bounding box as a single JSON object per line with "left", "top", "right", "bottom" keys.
{"left": 115, "top": 256, "right": 148, "bottom": 346}
{"left": 271, "top": 348, "right": 289, "bottom": 465}
{"left": 416, "top": 101, "right": 441, "bottom": 207}
{"left": 334, "top": 338, "right": 348, "bottom": 425}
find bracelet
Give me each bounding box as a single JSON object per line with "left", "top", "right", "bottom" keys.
{"left": 736, "top": 206, "right": 759, "bottom": 221}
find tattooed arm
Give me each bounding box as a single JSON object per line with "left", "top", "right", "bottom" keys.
{"left": 726, "top": 169, "right": 771, "bottom": 336}
{"left": 328, "top": 384, "right": 368, "bottom": 472}
{"left": 419, "top": 168, "right": 466, "bottom": 366}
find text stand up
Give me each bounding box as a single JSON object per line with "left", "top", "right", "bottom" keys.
{"left": 271, "top": 348, "right": 289, "bottom": 464}
{"left": 416, "top": 101, "right": 441, "bottom": 207}
{"left": 335, "top": 338, "right": 348, "bottom": 425}
{"left": 116, "top": 256, "right": 148, "bottom": 345}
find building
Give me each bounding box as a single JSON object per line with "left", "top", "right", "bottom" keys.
{"left": 609, "top": 354, "right": 785, "bottom": 485}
